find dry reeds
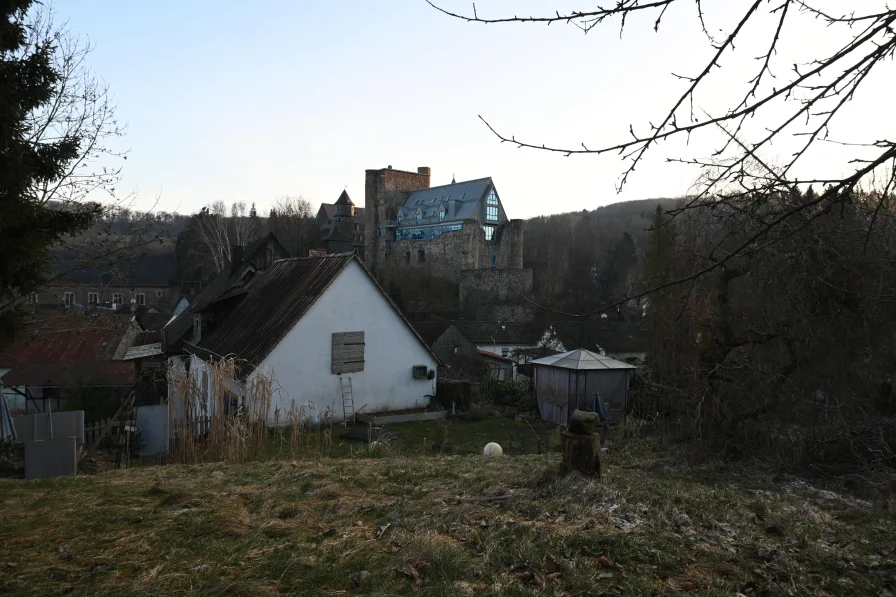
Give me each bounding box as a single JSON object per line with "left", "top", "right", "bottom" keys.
{"left": 168, "top": 357, "right": 334, "bottom": 464}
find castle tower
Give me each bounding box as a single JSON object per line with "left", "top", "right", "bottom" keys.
{"left": 364, "top": 165, "right": 431, "bottom": 271}
{"left": 333, "top": 189, "right": 355, "bottom": 218}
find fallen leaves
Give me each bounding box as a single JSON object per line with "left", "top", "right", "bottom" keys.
{"left": 598, "top": 556, "right": 615, "bottom": 568}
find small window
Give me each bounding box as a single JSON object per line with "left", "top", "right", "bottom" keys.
{"left": 136, "top": 293, "right": 146, "bottom": 305}
{"left": 501, "top": 348, "right": 510, "bottom": 358}
{"left": 439, "top": 208, "right": 445, "bottom": 222}
{"left": 415, "top": 212, "right": 422, "bottom": 225}
{"left": 397, "top": 214, "right": 402, "bottom": 225}
{"left": 28, "top": 292, "right": 39, "bottom": 304}
{"left": 453, "top": 345, "right": 459, "bottom": 355}
{"left": 491, "top": 253, "right": 498, "bottom": 268}
{"left": 156, "top": 291, "right": 163, "bottom": 298}
{"left": 483, "top": 225, "right": 495, "bottom": 241}
{"left": 63, "top": 292, "right": 74, "bottom": 307}
{"left": 418, "top": 249, "right": 425, "bottom": 263}
{"left": 112, "top": 293, "right": 123, "bottom": 304}
{"left": 87, "top": 292, "right": 99, "bottom": 304}
{"left": 487, "top": 191, "right": 498, "bottom": 205}
{"left": 486, "top": 205, "right": 499, "bottom": 221}
{"left": 332, "top": 331, "right": 365, "bottom": 374}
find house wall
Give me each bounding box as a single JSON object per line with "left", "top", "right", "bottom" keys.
{"left": 35, "top": 285, "right": 173, "bottom": 311}
{"left": 430, "top": 325, "right": 482, "bottom": 380}
{"left": 250, "top": 261, "right": 438, "bottom": 424}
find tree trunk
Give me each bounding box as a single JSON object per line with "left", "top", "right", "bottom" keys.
{"left": 561, "top": 430, "right": 601, "bottom": 477}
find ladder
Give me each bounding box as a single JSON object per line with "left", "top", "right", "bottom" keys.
{"left": 340, "top": 376, "right": 355, "bottom": 426}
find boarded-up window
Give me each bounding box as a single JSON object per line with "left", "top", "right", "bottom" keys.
{"left": 332, "top": 331, "right": 365, "bottom": 374}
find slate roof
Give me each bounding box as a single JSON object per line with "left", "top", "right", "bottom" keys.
{"left": 50, "top": 251, "right": 177, "bottom": 287}
{"left": 530, "top": 349, "right": 636, "bottom": 371}
{"left": 186, "top": 254, "right": 438, "bottom": 368}
{"left": 454, "top": 321, "right": 544, "bottom": 345}
{"left": 0, "top": 314, "right": 136, "bottom": 387}
{"left": 411, "top": 321, "right": 454, "bottom": 347}
{"left": 335, "top": 190, "right": 353, "bottom": 206}
{"left": 318, "top": 203, "right": 366, "bottom": 221}
{"left": 551, "top": 321, "right": 648, "bottom": 355}
{"left": 398, "top": 177, "right": 492, "bottom": 224}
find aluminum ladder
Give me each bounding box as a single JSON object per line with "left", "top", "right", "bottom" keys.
{"left": 340, "top": 376, "right": 355, "bottom": 426}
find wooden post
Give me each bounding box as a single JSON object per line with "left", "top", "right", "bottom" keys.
{"left": 561, "top": 410, "right": 601, "bottom": 477}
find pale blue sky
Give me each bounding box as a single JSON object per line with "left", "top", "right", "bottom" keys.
{"left": 56, "top": 1, "right": 893, "bottom": 218}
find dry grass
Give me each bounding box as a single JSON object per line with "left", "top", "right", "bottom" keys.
{"left": 1, "top": 443, "right": 894, "bottom": 596}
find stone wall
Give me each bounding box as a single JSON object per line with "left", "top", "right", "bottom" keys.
{"left": 458, "top": 268, "right": 535, "bottom": 320}
{"left": 458, "top": 268, "right": 534, "bottom": 305}
{"left": 384, "top": 219, "right": 525, "bottom": 282}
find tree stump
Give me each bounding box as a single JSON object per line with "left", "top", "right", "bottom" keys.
{"left": 561, "top": 411, "right": 601, "bottom": 477}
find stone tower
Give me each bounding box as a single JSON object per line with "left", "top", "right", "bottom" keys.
{"left": 364, "top": 166, "right": 431, "bottom": 272}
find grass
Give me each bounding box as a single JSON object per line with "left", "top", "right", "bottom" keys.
{"left": 1, "top": 433, "right": 894, "bottom": 596}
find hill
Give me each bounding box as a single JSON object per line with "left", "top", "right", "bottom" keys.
{"left": 1, "top": 440, "right": 892, "bottom": 596}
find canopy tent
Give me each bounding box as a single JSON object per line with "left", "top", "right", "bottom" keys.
{"left": 530, "top": 349, "right": 636, "bottom": 426}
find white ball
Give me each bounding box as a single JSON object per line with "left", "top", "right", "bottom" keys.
{"left": 483, "top": 442, "right": 503, "bottom": 457}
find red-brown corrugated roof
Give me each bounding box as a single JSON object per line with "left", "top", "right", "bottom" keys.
{"left": 0, "top": 313, "right": 136, "bottom": 387}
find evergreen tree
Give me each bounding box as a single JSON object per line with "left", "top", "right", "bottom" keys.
{"left": 0, "top": 1, "right": 99, "bottom": 343}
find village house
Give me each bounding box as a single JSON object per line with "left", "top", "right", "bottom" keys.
{"left": 34, "top": 251, "right": 179, "bottom": 312}
{"left": 0, "top": 312, "right": 140, "bottom": 414}
{"left": 548, "top": 320, "right": 648, "bottom": 364}
{"left": 169, "top": 250, "right": 439, "bottom": 425}
{"left": 411, "top": 321, "right": 513, "bottom": 382}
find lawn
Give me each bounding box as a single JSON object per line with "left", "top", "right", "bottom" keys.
{"left": 1, "top": 432, "right": 894, "bottom": 596}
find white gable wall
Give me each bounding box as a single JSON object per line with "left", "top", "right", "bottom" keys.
{"left": 250, "top": 261, "right": 437, "bottom": 425}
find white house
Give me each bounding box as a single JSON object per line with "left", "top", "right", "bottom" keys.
{"left": 175, "top": 253, "right": 439, "bottom": 425}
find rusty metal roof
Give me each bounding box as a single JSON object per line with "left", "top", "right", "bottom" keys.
{"left": 0, "top": 313, "right": 136, "bottom": 387}
{"left": 188, "top": 254, "right": 439, "bottom": 369}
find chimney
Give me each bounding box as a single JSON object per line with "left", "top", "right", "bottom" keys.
{"left": 230, "top": 244, "right": 244, "bottom": 274}
{"left": 417, "top": 166, "right": 431, "bottom": 189}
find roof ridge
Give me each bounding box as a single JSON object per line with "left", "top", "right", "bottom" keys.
{"left": 407, "top": 177, "right": 491, "bottom": 194}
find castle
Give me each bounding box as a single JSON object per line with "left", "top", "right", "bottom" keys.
{"left": 317, "top": 165, "right": 533, "bottom": 320}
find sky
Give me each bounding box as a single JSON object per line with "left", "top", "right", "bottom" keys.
{"left": 54, "top": 1, "right": 895, "bottom": 219}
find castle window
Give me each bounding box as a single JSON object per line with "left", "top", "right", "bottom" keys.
{"left": 418, "top": 249, "right": 425, "bottom": 263}
{"left": 397, "top": 213, "right": 402, "bottom": 225}
{"left": 483, "top": 225, "right": 495, "bottom": 241}
{"left": 486, "top": 205, "right": 499, "bottom": 221}
{"left": 491, "top": 253, "right": 497, "bottom": 268}
{"left": 439, "top": 208, "right": 445, "bottom": 222}
{"left": 416, "top": 212, "right": 422, "bottom": 225}
{"left": 487, "top": 191, "right": 498, "bottom": 204}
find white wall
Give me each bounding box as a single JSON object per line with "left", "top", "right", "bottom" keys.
{"left": 251, "top": 261, "right": 437, "bottom": 425}
{"left": 136, "top": 404, "right": 169, "bottom": 456}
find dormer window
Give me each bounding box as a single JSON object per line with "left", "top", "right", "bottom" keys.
{"left": 397, "top": 212, "right": 403, "bottom": 225}
{"left": 439, "top": 207, "right": 446, "bottom": 222}
{"left": 416, "top": 211, "right": 422, "bottom": 225}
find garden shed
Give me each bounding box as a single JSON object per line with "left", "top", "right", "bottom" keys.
{"left": 531, "top": 349, "right": 636, "bottom": 426}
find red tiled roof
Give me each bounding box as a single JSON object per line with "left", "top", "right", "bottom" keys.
{"left": 479, "top": 350, "right": 513, "bottom": 362}
{"left": 0, "top": 313, "right": 136, "bottom": 387}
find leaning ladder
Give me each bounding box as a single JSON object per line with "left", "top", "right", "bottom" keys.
{"left": 340, "top": 376, "right": 355, "bottom": 426}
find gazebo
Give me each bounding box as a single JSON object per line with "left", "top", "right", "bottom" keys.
{"left": 531, "top": 349, "right": 636, "bottom": 426}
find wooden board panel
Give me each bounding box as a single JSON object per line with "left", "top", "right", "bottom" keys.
{"left": 332, "top": 331, "right": 365, "bottom": 374}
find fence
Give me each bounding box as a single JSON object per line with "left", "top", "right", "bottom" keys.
{"left": 84, "top": 417, "right": 137, "bottom": 450}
